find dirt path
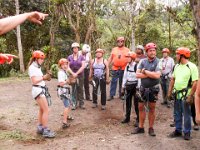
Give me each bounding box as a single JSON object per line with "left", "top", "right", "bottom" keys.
{"left": 0, "top": 77, "right": 200, "bottom": 150}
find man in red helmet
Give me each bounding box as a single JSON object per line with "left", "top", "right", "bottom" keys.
{"left": 108, "top": 37, "right": 130, "bottom": 100}
{"left": 168, "top": 47, "right": 199, "bottom": 140}
{"left": 160, "top": 48, "right": 175, "bottom": 107}
{"left": 132, "top": 42, "right": 161, "bottom": 136}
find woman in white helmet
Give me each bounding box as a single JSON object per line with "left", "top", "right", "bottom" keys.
{"left": 79, "top": 44, "right": 92, "bottom": 101}
{"left": 67, "top": 42, "right": 86, "bottom": 110}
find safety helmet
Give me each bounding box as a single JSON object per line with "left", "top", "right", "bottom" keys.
{"left": 95, "top": 48, "right": 105, "bottom": 54}
{"left": 32, "top": 50, "right": 45, "bottom": 59}
{"left": 125, "top": 52, "right": 136, "bottom": 59}
{"left": 145, "top": 43, "right": 157, "bottom": 52}
{"left": 136, "top": 45, "right": 144, "bottom": 51}
{"left": 58, "top": 58, "right": 68, "bottom": 66}
{"left": 71, "top": 42, "right": 80, "bottom": 48}
{"left": 82, "top": 44, "right": 91, "bottom": 53}
{"left": 162, "top": 48, "right": 170, "bottom": 53}
{"left": 117, "top": 36, "right": 125, "bottom": 42}
{"left": 176, "top": 47, "right": 190, "bottom": 58}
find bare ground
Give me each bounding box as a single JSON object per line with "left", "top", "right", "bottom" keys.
{"left": 0, "top": 77, "right": 200, "bottom": 150}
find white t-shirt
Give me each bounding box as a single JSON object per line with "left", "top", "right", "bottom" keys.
{"left": 28, "top": 61, "right": 45, "bottom": 86}
{"left": 58, "top": 69, "right": 69, "bottom": 83}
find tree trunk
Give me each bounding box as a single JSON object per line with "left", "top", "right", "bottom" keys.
{"left": 130, "top": 0, "right": 136, "bottom": 51}
{"left": 15, "top": 0, "right": 25, "bottom": 72}
{"left": 189, "top": 0, "right": 200, "bottom": 75}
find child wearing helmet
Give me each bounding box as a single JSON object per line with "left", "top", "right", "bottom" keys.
{"left": 121, "top": 52, "right": 139, "bottom": 126}
{"left": 57, "top": 58, "right": 75, "bottom": 129}
{"left": 89, "top": 49, "right": 110, "bottom": 110}
{"left": 28, "top": 50, "right": 55, "bottom": 138}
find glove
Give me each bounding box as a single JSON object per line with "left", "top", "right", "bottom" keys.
{"left": 186, "top": 95, "right": 194, "bottom": 105}
{"left": 121, "top": 88, "right": 125, "bottom": 96}
{"left": 43, "top": 73, "right": 51, "bottom": 81}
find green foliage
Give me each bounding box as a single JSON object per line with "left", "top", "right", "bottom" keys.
{"left": 50, "top": 64, "right": 59, "bottom": 78}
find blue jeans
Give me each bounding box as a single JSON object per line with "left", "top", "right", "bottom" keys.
{"left": 110, "top": 70, "right": 124, "bottom": 97}
{"left": 174, "top": 99, "right": 191, "bottom": 133}
{"left": 161, "top": 77, "right": 170, "bottom": 102}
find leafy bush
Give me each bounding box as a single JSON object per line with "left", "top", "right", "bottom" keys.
{"left": 50, "top": 64, "right": 59, "bottom": 78}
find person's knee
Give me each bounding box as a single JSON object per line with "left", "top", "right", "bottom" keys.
{"left": 139, "top": 103, "right": 144, "bottom": 111}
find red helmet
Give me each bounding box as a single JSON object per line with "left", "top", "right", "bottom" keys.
{"left": 32, "top": 50, "right": 45, "bottom": 59}
{"left": 125, "top": 52, "right": 136, "bottom": 59}
{"left": 176, "top": 47, "right": 190, "bottom": 58}
{"left": 162, "top": 48, "right": 170, "bottom": 53}
{"left": 95, "top": 48, "right": 105, "bottom": 54}
{"left": 58, "top": 58, "right": 68, "bottom": 66}
{"left": 145, "top": 43, "right": 157, "bottom": 52}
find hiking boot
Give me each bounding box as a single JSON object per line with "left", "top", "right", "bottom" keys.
{"left": 107, "top": 96, "right": 114, "bottom": 101}
{"left": 148, "top": 128, "right": 156, "bottom": 136}
{"left": 184, "top": 133, "right": 191, "bottom": 140}
{"left": 101, "top": 105, "right": 106, "bottom": 110}
{"left": 121, "top": 118, "right": 130, "bottom": 124}
{"left": 134, "top": 121, "right": 139, "bottom": 127}
{"left": 42, "top": 129, "right": 55, "bottom": 138}
{"left": 92, "top": 103, "right": 98, "bottom": 108}
{"left": 193, "top": 125, "right": 199, "bottom": 131}
{"left": 71, "top": 105, "right": 76, "bottom": 110}
{"left": 37, "top": 125, "right": 43, "bottom": 134}
{"left": 167, "top": 104, "right": 171, "bottom": 108}
{"left": 131, "top": 127, "right": 145, "bottom": 134}
{"left": 62, "top": 123, "right": 70, "bottom": 129}
{"left": 170, "top": 122, "right": 175, "bottom": 127}
{"left": 168, "top": 130, "right": 182, "bottom": 138}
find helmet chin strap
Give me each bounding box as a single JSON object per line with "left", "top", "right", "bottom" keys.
{"left": 36, "top": 60, "right": 41, "bottom": 68}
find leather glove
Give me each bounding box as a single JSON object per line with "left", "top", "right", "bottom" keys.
{"left": 186, "top": 95, "right": 194, "bottom": 105}
{"left": 43, "top": 73, "right": 51, "bottom": 81}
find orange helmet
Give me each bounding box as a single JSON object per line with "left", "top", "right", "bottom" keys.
{"left": 145, "top": 43, "right": 157, "bottom": 52}
{"left": 125, "top": 52, "right": 136, "bottom": 59}
{"left": 162, "top": 48, "right": 170, "bottom": 53}
{"left": 176, "top": 47, "right": 190, "bottom": 58}
{"left": 95, "top": 48, "right": 105, "bottom": 54}
{"left": 58, "top": 58, "right": 68, "bottom": 66}
{"left": 32, "top": 50, "right": 45, "bottom": 59}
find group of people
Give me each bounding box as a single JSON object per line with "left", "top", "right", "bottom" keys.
{"left": 0, "top": 11, "right": 200, "bottom": 141}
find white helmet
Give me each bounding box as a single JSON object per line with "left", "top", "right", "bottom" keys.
{"left": 82, "top": 44, "right": 91, "bottom": 53}
{"left": 136, "top": 45, "right": 144, "bottom": 51}
{"left": 71, "top": 42, "right": 80, "bottom": 48}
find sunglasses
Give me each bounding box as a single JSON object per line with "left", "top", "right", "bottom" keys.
{"left": 117, "top": 40, "right": 124, "bottom": 43}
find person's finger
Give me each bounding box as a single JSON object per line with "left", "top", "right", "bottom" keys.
{"left": 8, "top": 58, "right": 13, "bottom": 64}
{"left": 0, "top": 54, "right": 9, "bottom": 60}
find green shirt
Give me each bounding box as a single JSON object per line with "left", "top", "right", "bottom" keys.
{"left": 173, "top": 61, "right": 199, "bottom": 97}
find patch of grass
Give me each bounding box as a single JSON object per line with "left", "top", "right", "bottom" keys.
{"left": 0, "top": 130, "right": 35, "bottom": 141}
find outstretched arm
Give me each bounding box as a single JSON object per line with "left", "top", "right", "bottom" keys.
{"left": 0, "top": 11, "right": 48, "bottom": 35}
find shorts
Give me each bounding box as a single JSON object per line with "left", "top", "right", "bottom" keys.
{"left": 61, "top": 96, "right": 71, "bottom": 108}
{"left": 32, "top": 86, "right": 45, "bottom": 100}
{"left": 138, "top": 86, "right": 159, "bottom": 103}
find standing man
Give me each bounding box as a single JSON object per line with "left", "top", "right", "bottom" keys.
{"left": 160, "top": 48, "right": 175, "bottom": 107}
{"left": 79, "top": 44, "right": 92, "bottom": 101}
{"left": 108, "top": 37, "right": 130, "bottom": 100}
{"left": 132, "top": 43, "right": 161, "bottom": 136}
{"left": 168, "top": 47, "right": 198, "bottom": 140}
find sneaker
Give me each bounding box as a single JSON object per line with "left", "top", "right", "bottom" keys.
{"left": 121, "top": 118, "right": 130, "bottom": 124}
{"left": 131, "top": 127, "right": 145, "bottom": 134}
{"left": 168, "top": 130, "right": 182, "bottom": 138}
{"left": 37, "top": 125, "right": 43, "bottom": 134}
{"left": 42, "top": 129, "right": 55, "bottom": 138}
{"left": 80, "top": 105, "right": 86, "bottom": 109}
{"left": 101, "top": 105, "right": 106, "bottom": 110}
{"left": 148, "top": 128, "right": 156, "bottom": 136}
{"left": 62, "top": 123, "right": 70, "bottom": 129}
{"left": 167, "top": 104, "right": 171, "bottom": 108}
{"left": 184, "top": 133, "right": 191, "bottom": 140}
{"left": 67, "top": 116, "right": 74, "bottom": 120}
{"left": 71, "top": 105, "right": 76, "bottom": 110}
{"left": 107, "top": 96, "right": 114, "bottom": 101}
{"left": 92, "top": 103, "right": 98, "bottom": 108}
{"left": 193, "top": 125, "right": 199, "bottom": 131}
